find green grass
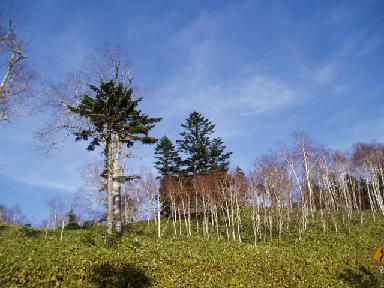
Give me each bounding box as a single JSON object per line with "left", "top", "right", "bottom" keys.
{"left": 1, "top": 215, "right": 384, "bottom": 287}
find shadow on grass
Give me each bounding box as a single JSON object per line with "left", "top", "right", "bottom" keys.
{"left": 91, "top": 263, "right": 151, "bottom": 288}
{"left": 339, "top": 266, "right": 381, "bottom": 288}
{"left": 19, "top": 226, "right": 41, "bottom": 237}
{"left": 123, "top": 223, "right": 153, "bottom": 238}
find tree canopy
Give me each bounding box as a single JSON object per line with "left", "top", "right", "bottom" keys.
{"left": 68, "top": 76, "right": 161, "bottom": 235}
{"left": 69, "top": 79, "right": 162, "bottom": 152}
{"left": 154, "top": 136, "right": 181, "bottom": 177}
{"left": 176, "top": 111, "right": 232, "bottom": 175}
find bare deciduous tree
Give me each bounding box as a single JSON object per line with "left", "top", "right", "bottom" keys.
{"left": 38, "top": 48, "right": 132, "bottom": 150}
{"left": 47, "top": 194, "right": 66, "bottom": 230}
{"left": 0, "top": 17, "right": 36, "bottom": 122}
{"left": 73, "top": 159, "right": 106, "bottom": 222}
{"left": 0, "top": 203, "right": 27, "bottom": 224}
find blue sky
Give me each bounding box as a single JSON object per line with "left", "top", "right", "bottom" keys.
{"left": 0, "top": 0, "right": 383, "bottom": 225}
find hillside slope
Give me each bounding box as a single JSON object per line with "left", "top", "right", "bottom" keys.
{"left": 1, "top": 217, "right": 384, "bottom": 287}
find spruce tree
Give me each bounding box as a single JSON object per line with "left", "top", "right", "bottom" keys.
{"left": 66, "top": 209, "right": 80, "bottom": 230}
{"left": 154, "top": 136, "right": 181, "bottom": 177}
{"left": 209, "top": 137, "right": 232, "bottom": 171}
{"left": 70, "top": 80, "right": 161, "bottom": 152}
{"left": 68, "top": 76, "right": 161, "bottom": 235}
{"left": 177, "top": 111, "right": 232, "bottom": 174}
{"left": 154, "top": 136, "right": 181, "bottom": 217}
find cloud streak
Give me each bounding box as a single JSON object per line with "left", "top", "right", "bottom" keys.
{"left": 7, "top": 174, "right": 76, "bottom": 193}
{"left": 153, "top": 4, "right": 303, "bottom": 140}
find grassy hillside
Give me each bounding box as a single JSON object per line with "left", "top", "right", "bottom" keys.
{"left": 1, "top": 216, "right": 384, "bottom": 287}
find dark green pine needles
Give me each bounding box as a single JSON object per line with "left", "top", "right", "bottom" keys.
{"left": 176, "top": 111, "right": 232, "bottom": 174}
{"left": 154, "top": 136, "right": 182, "bottom": 177}
{"left": 68, "top": 80, "right": 162, "bottom": 151}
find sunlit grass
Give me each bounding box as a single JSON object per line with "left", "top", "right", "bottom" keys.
{"left": 0, "top": 214, "right": 383, "bottom": 287}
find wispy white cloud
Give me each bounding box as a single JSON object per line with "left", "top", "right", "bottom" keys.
{"left": 223, "top": 75, "right": 297, "bottom": 114}
{"left": 0, "top": 116, "right": 94, "bottom": 195}
{"left": 283, "top": 13, "right": 382, "bottom": 99}
{"left": 154, "top": 4, "right": 302, "bottom": 140}
{"left": 11, "top": 175, "right": 76, "bottom": 193}
{"left": 155, "top": 54, "right": 299, "bottom": 139}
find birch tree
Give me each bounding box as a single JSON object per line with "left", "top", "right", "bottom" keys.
{"left": 0, "top": 17, "right": 36, "bottom": 122}
{"left": 74, "top": 159, "right": 106, "bottom": 222}
{"left": 47, "top": 194, "right": 66, "bottom": 230}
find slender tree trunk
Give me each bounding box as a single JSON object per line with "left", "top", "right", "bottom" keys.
{"left": 188, "top": 195, "right": 191, "bottom": 237}
{"left": 235, "top": 193, "right": 242, "bottom": 243}
{"left": 124, "top": 195, "right": 129, "bottom": 224}
{"left": 45, "top": 224, "right": 48, "bottom": 240}
{"left": 113, "top": 138, "right": 123, "bottom": 234}
{"left": 182, "top": 198, "right": 188, "bottom": 236}
{"left": 172, "top": 202, "right": 177, "bottom": 237}
{"left": 54, "top": 210, "right": 57, "bottom": 231}
{"left": 106, "top": 139, "right": 114, "bottom": 236}
{"left": 195, "top": 190, "right": 199, "bottom": 235}
{"left": 178, "top": 208, "right": 182, "bottom": 236}
{"left": 0, "top": 52, "right": 17, "bottom": 95}
{"left": 60, "top": 219, "right": 64, "bottom": 241}
{"left": 157, "top": 192, "right": 161, "bottom": 238}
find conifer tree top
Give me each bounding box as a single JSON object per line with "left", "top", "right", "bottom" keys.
{"left": 68, "top": 78, "right": 162, "bottom": 150}
{"left": 177, "top": 111, "right": 232, "bottom": 175}
{"left": 154, "top": 136, "right": 181, "bottom": 177}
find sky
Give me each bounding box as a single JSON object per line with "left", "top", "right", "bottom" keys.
{"left": 0, "top": 0, "right": 383, "bottom": 225}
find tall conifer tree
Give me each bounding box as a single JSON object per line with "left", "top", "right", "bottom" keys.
{"left": 154, "top": 136, "right": 181, "bottom": 177}
{"left": 177, "top": 111, "right": 232, "bottom": 174}
{"left": 154, "top": 136, "right": 181, "bottom": 217}
{"left": 69, "top": 77, "right": 161, "bottom": 235}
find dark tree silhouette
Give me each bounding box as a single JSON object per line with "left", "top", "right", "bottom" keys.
{"left": 154, "top": 136, "right": 181, "bottom": 177}
{"left": 177, "top": 111, "right": 232, "bottom": 175}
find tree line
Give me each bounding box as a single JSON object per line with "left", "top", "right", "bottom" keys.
{"left": 154, "top": 133, "right": 384, "bottom": 243}
{"left": 1, "top": 14, "right": 383, "bottom": 244}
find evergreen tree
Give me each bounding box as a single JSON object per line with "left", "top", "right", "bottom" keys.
{"left": 177, "top": 111, "right": 232, "bottom": 174}
{"left": 154, "top": 136, "right": 181, "bottom": 177}
{"left": 154, "top": 136, "right": 182, "bottom": 217}
{"left": 68, "top": 76, "right": 161, "bottom": 235}
{"left": 70, "top": 79, "right": 161, "bottom": 152}
{"left": 66, "top": 209, "right": 80, "bottom": 230}
{"left": 209, "top": 137, "right": 231, "bottom": 171}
